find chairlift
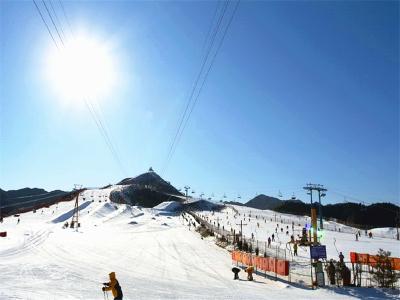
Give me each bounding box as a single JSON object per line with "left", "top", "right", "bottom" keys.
{"left": 291, "top": 193, "right": 296, "bottom": 200}
{"left": 278, "top": 190, "right": 283, "bottom": 198}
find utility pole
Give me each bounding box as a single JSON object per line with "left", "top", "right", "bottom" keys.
{"left": 235, "top": 220, "right": 247, "bottom": 248}
{"left": 303, "top": 183, "right": 327, "bottom": 229}
{"left": 184, "top": 186, "right": 190, "bottom": 202}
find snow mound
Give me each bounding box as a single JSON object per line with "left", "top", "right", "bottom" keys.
{"left": 91, "top": 202, "right": 118, "bottom": 218}
{"left": 153, "top": 201, "right": 182, "bottom": 212}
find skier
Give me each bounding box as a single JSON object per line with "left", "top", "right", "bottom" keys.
{"left": 17, "top": 218, "right": 20, "bottom": 224}
{"left": 245, "top": 266, "right": 254, "bottom": 281}
{"left": 339, "top": 252, "right": 344, "bottom": 264}
{"left": 368, "top": 232, "right": 373, "bottom": 238}
{"left": 293, "top": 243, "right": 298, "bottom": 256}
{"left": 271, "top": 234, "right": 275, "bottom": 242}
{"left": 102, "top": 272, "right": 123, "bottom": 300}
{"left": 355, "top": 233, "right": 358, "bottom": 241}
{"left": 267, "top": 237, "right": 271, "bottom": 248}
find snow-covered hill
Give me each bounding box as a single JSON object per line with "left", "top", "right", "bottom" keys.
{"left": 0, "top": 189, "right": 398, "bottom": 299}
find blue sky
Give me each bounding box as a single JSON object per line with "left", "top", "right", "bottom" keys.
{"left": 0, "top": 1, "right": 398, "bottom": 205}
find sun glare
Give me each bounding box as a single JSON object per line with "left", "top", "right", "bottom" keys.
{"left": 47, "top": 35, "right": 117, "bottom": 103}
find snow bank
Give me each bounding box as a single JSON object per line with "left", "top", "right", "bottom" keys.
{"left": 153, "top": 201, "right": 182, "bottom": 212}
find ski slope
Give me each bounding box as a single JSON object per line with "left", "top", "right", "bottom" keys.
{"left": 0, "top": 189, "right": 398, "bottom": 299}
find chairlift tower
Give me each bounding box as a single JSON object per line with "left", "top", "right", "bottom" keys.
{"left": 70, "top": 186, "right": 83, "bottom": 230}
{"left": 184, "top": 186, "right": 190, "bottom": 202}
{"left": 303, "top": 183, "right": 327, "bottom": 229}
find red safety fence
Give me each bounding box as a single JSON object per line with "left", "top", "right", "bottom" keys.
{"left": 231, "top": 251, "right": 289, "bottom": 276}
{"left": 350, "top": 252, "right": 400, "bottom": 271}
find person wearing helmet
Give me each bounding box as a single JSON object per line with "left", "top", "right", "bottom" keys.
{"left": 102, "top": 272, "right": 123, "bottom": 300}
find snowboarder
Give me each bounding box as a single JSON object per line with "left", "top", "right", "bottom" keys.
{"left": 326, "top": 260, "right": 336, "bottom": 285}
{"left": 267, "top": 237, "right": 271, "bottom": 248}
{"left": 368, "top": 232, "right": 373, "bottom": 238}
{"left": 293, "top": 243, "right": 298, "bottom": 256}
{"left": 102, "top": 272, "right": 123, "bottom": 300}
{"left": 232, "top": 266, "right": 240, "bottom": 280}
{"left": 339, "top": 252, "right": 344, "bottom": 264}
{"left": 245, "top": 266, "right": 254, "bottom": 281}
{"left": 17, "top": 218, "right": 20, "bottom": 224}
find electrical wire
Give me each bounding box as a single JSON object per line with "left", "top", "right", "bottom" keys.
{"left": 32, "top": 0, "right": 127, "bottom": 176}
{"left": 32, "top": 0, "right": 60, "bottom": 50}
{"left": 168, "top": 1, "right": 240, "bottom": 169}
{"left": 162, "top": 1, "right": 239, "bottom": 175}
{"left": 42, "top": 0, "right": 65, "bottom": 47}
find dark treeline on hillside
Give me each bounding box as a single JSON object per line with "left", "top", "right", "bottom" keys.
{"left": 242, "top": 194, "right": 399, "bottom": 229}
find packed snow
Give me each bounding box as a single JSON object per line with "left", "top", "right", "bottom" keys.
{"left": 0, "top": 189, "right": 398, "bottom": 299}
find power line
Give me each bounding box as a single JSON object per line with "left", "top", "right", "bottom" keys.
{"left": 33, "top": 0, "right": 127, "bottom": 176}
{"left": 41, "top": 0, "right": 65, "bottom": 47}
{"left": 163, "top": 1, "right": 240, "bottom": 174}
{"left": 162, "top": 1, "right": 230, "bottom": 175}
{"left": 48, "top": 0, "right": 66, "bottom": 41}
{"left": 32, "top": 0, "right": 60, "bottom": 50}
{"left": 202, "top": 1, "right": 222, "bottom": 53}
{"left": 162, "top": 1, "right": 232, "bottom": 175}
{"left": 85, "top": 99, "right": 127, "bottom": 176}
{"left": 57, "top": 0, "right": 74, "bottom": 37}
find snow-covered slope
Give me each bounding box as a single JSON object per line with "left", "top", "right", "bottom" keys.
{"left": 201, "top": 205, "right": 400, "bottom": 259}
{"left": 0, "top": 189, "right": 398, "bottom": 299}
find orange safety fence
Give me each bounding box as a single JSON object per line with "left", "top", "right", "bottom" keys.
{"left": 231, "top": 251, "right": 289, "bottom": 276}
{"left": 350, "top": 252, "right": 400, "bottom": 271}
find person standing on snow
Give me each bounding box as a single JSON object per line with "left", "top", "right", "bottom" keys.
{"left": 293, "top": 243, "right": 298, "bottom": 256}
{"left": 326, "top": 260, "right": 336, "bottom": 285}
{"left": 339, "top": 252, "right": 344, "bottom": 264}
{"left": 102, "top": 272, "right": 123, "bottom": 300}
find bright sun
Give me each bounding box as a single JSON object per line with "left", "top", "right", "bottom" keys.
{"left": 47, "top": 35, "right": 117, "bottom": 103}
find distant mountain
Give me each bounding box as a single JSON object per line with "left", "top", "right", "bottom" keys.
{"left": 0, "top": 187, "right": 71, "bottom": 218}
{"left": 245, "top": 194, "right": 283, "bottom": 210}
{"left": 110, "top": 170, "right": 183, "bottom": 207}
